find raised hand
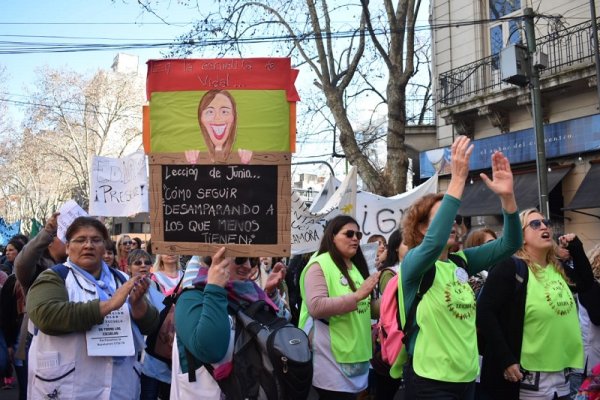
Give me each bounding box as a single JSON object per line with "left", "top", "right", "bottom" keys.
{"left": 480, "top": 151, "right": 517, "bottom": 213}
{"left": 264, "top": 262, "right": 286, "bottom": 296}
{"left": 446, "top": 135, "right": 474, "bottom": 199}
{"left": 480, "top": 151, "right": 514, "bottom": 197}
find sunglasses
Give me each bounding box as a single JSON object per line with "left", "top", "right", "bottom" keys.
{"left": 121, "top": 241, "right": 133, "bottom": 246}
{"left": 342, "top": 230, "right": 363, "bottom": 240}
{"left": 132, "top": 260, "right": 153, "bottom": 266}
{"left": 234, "top": 257, "right": 249, "bottom": 265}
{"left": 526, "top": 218, "right": 552, "bottom": 230}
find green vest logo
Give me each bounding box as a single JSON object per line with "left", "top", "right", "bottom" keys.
{"left": 544, "top": 280, "right": 574, "bottom": 316}
{"left": 444, "top": 281, "right": 476, "bottom": 320}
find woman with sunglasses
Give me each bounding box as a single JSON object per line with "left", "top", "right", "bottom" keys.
{"left": 152, "top": 254, "right": 184, "bottom": 295}
{"left": 116, "top": 235, "right": 133, "bottom": 272}
{"left": 25, "top": 217, "right": 158, "bottom": 400}
{"left": 127, "top": 249, "right": 173, "bottom": 400}
{"left": 396, "top": 136, "right": 522, "bottom": 400}
{"left": 477, "top": 209, "right": 595, "bottom": 400}
{"left": 298, "top": 214, "right": 380, "bottom": 399}
{"left": 171, "top": 249, "right": 290, "bottom": 399}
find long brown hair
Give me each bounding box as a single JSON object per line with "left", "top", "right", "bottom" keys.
{"left": 514, "top": 208, "right": 567, "bottom": 282}
{"left": 317, "top": 215, "right": 369, "bottom": 292}
{"left": 197, "top": 89, "right": 237, "bottom": 162}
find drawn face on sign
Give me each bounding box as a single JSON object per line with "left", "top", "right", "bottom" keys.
{"left": 198, "top": 90, "right": 238, "bottom": 162}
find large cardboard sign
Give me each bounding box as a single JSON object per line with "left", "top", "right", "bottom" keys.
{"left": 146, "top": 58, "right": 297, "bottom": 257}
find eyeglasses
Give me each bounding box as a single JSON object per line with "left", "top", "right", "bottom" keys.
{"left": 121, "top": 241, "right": 133, "bottom": 246}
{"left": 132, "top": 260, "right": 153, "bottom": 266}
{"left": 342, "top": 230, "right": 363, "bottom": 240}
{"left": 70, "top": 237, "right": 105, "bottom": 246}
{"left": 526, "top": 218, "right": 552, "bottom": 230}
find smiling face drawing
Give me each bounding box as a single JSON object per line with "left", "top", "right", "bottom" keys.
{"left": 198, "top": 90, "right": 237, "bottom": 162}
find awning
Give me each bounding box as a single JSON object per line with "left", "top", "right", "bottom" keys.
{"left": 458, "top": 167, "right": 572, "bottom": 217}
{"left": 563, "top": 162, "right": 600, "bottom": 211}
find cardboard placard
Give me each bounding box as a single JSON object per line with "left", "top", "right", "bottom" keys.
{"left": 149, "top": 152, "right": 290, "bottom": 257}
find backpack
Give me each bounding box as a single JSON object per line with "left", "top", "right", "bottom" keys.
{"left": 376, "top": 253, "right": 467, "bottom": 370}
{"left": 576, "top": 362, "right": 600, "bottom": 400}
{"left": 185, "top": 299, "right": 312, "bottom": 400}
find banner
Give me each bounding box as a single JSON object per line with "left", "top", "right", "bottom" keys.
{"left": 291, "top": 173, "right": 438, "bottom": 255}
{"left": 57, "top": 200, "right": 89, "bottom": 243}
{"left": 0, "top": 219, "right": 21, "bottom": 246}
{"left": 89, "top": 151, "right": 149, "bottom": 217}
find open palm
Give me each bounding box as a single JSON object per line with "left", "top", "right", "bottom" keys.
{"left": 480, "top": 151, "right": 514, "bottom": 196}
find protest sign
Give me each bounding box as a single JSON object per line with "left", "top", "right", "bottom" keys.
{"left": 57, "top": 200, "right": 88, "bottom": 242}
{"left": 89, "top": 151, "right": 149, "bottom": 217}
{"left": 146, "top": 58, "right": 297, "bottom": 256}
{"left": 149, "top": 152, "right": 290, "bottom": 256}
{"left": 291, "top": 173, "right": 438, "bottom": 255}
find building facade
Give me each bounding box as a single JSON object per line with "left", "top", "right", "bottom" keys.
{"left": 423, "top": 0, "right": 600, "bottom": 249}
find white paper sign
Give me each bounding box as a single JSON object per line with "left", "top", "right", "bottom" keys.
{"left": 291, "top": 173, "right": 438, "bottom": 255}
{"left": 89, "top": 151, "right": 149, "bottom": 217}
{"left": 57, "top": 200, "right": 89, "bottom": 243}
{"left": 86, "top": 304, "right": 135, "bottom": 357}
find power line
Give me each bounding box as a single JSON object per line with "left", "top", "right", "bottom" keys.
{"left": 0, "top": 14, "right": 571, "bottom": 55}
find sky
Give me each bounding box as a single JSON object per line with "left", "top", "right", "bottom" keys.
{"left": 1, "top": 0, "right": 431, "bottom": 179}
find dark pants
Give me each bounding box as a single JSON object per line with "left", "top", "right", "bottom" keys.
{"left": 404, "top": 360, "right": 475, "bottom": 400}
{"left": 374, "top": 370, "right": 402, "bottom": 400}
{"left": 314, "top": 386, "right": 358, "bottom": 400}
{"left": 140, "top": 373, "right": 171, "bottom": 400}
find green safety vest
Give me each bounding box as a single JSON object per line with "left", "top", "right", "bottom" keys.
{"left": 412, "top": 255, "right": 479, "bottom": 382}
{"left": 299, "top": 252, "right": 372, "bottom": 363}
{"left": 521, "top": 265, "right": 583, "bottom": 371}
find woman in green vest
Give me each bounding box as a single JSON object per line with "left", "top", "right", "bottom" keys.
{"left": 478, "top": 209, "right": 595, "bottom": 399}
{"left": 299, "top": 215, "right": 380, "bottom": 400}
{"left": 397, "top": 135, "right": 522, "bottom": 399}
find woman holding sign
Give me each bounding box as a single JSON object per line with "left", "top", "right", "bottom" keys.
{"left": 298, "top": 215, "right": 380, "bottom": 399}
{"left": 26, "top": 217, "right": 159, "bottom": 400}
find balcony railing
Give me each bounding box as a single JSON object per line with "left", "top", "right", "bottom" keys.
{"left": 438, "top": 18, "right": 599, "bottom": 106}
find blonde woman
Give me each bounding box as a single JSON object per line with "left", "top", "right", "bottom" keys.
{"left": 478, "top": 209, "right": 595, "bottom": 400}
{"left": 152, "top": 254, "right": 183, "bottom": 295}
{"left": 116, "top": 235, "right": 133, "bottom": 273}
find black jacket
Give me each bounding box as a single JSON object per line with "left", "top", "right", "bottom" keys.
{"left": 477, "top": 237, "right": 594, "bottom": 400}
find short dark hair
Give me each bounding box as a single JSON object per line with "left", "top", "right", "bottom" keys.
{"left": 65, "top": 217, "right": 109, "bottom": 242}
{"left": 6, "top": 238, "right": 24, "bottom": 253}
{"left": 317, "top": 215, "right": 369, "bottom": 291}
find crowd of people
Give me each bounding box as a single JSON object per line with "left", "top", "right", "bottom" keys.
{"left": 0, "top": 134, "right": 599, "bottom": 399}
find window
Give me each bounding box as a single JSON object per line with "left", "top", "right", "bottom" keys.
{"left": 114, "top": 223, "right": 122, "bottom": 235}
{"left": 489, "top": 0, "right": 521, "bottom": 20}
{"left": 489, "top": 0, "right": 523, "bottom": 68}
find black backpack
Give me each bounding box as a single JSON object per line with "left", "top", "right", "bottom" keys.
{"left": 185, "top": 300, "right": 313, "bottom": 400}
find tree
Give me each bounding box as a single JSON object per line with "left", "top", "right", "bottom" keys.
{"left": 22, "top": 66, "right": 145, "bottom": 210}
{"left": 140, "top": 0, "right": 427, "bottom": 195}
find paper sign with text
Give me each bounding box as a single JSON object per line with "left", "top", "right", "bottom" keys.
{"left": 57, "top": 200, "right": 89, "bottom": 243}
{"left": 89, "top": 151, "right": 149, "bottom": 217}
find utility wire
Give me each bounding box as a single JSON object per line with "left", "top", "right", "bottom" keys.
{"left": 0, "top": 14, "right": 569, "bottom": 55}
